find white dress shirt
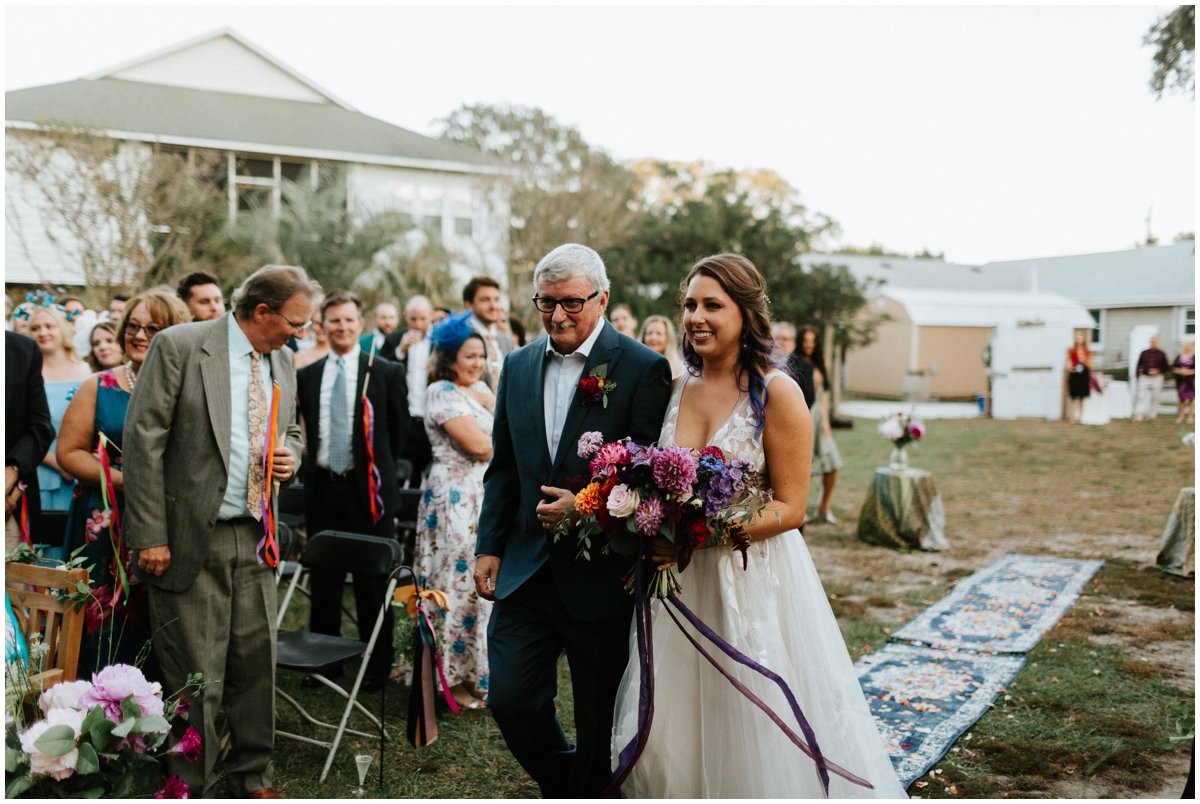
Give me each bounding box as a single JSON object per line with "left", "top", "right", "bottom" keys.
{"left": 543, "top": 320, "right": 607, "bottom": 460}
{"left": 406, "top": 336, "right": 432, "bottom": 419}
{"left": 219, "top": 313, "right": 273, "bottom": 520}
{"left": 316, "top": 344, "right": 360, "bottom": 470}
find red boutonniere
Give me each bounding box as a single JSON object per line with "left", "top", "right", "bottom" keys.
{"left": 579, "top": 364, "right": 617, "bottom": 409}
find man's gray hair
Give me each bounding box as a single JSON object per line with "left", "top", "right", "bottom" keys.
{"left": 405, "top": 295, "right": 433, "bottom": 313}
{"left": 772, "top": 321, "right": 797, "bottom": 338}
{"left": 533, "top": 244, "right": 610, "bottom": 294}
{"left": 232, "top": 265, "right": 321, "bottom": 319}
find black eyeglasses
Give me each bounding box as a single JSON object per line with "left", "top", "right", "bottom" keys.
{"left": 125, "top": 323, "right": 163, "bottom": 338}
{"left": 531, "top": 291, "right": 599, "bottom": 314}
{"left": 269, "top": 310, "right": 311, "bottom": 332}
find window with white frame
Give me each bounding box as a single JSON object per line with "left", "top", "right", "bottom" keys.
{"left": 1181, "top": 307, "right": 1195, "bottom": 341}
{"left": 1088, "top": 309, "right": 1103, "bottom": 347}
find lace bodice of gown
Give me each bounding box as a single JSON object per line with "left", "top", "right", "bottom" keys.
{"left": 660, "top": 371, "right": 786, "bottom": 486}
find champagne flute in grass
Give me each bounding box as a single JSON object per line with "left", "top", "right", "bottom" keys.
{"left": 353, "top": 753, "right": 373, "bottom": 796}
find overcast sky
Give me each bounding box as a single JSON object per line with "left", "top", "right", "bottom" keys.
{"left": 5, "top": 3, "right": 1194, "bottom": 264}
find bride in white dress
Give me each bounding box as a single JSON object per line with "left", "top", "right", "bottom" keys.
{"left": 611, "top": 254, "right": 907, "bottom": 798}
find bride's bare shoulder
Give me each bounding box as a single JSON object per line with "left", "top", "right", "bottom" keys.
{"left": 762, "top": 371, "right": 806, "bottom": 414}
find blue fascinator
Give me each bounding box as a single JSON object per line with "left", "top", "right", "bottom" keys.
{"left": 430, "top": 310, "right": 475, "bottom": 353}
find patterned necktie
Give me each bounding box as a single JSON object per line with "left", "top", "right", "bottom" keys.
{"left": 247, "top": 351, "right": 267, "bottom": 520}
{"left": 328, "top": 355, "right": 351, "bottom": 474}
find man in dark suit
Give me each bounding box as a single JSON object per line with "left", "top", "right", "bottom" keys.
{"left": 297, "top": 291, "right": 409, "bottom": 689}
{"left": 473, "top": 244, "right": 672, "bottom": 798}
{"left": 6, "top": 331, "right": 55, "bottom": 551}
{"left": 772, "top": 321, "right": 816, "bottom": 409}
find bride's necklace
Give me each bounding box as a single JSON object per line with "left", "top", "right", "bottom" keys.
{"left": 124, "top": 360, "right": 138, "bottom": 391}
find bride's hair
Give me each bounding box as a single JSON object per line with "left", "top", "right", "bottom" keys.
{"left": 680, "top": 253, "right": 778, "bottom": 434}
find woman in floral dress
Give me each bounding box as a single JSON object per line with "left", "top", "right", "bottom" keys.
{"left": 414, "top": 312, "right": 495, "bottom": 710}
{"left": 57, "top": 290, "right": 190, "bottom": 678}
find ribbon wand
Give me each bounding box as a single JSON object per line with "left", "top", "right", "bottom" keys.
{"left": 361, "top": 338, "right": 385, "bottom": 524}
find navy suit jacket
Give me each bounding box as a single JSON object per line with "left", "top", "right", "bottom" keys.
{"left": 476, "top": 321, "right": 672, "bottom": 621}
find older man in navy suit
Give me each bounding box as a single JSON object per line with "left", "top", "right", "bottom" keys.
{"left": 474, "top": 244, "right": 672, "bottom": 797}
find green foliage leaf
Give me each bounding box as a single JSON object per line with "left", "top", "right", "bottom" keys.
{"left": 592, "top": 364, "right": 608, "bottom": 379}
{"left": 134, "top": 715, "right": 169, "bottom": 735}
{"left": 5, "top": 773, "right": 35, "bottom": 799}
{"left": 80, "top": 787, "right": 107, "bottom": 798}
{"left": 75, "top": 742, "right": 100, "bottom": 775}
{"left": 80, "top": 705, "right": 108, "bottom": 735}
{"left": 609, "top": 529, "right": 640, "bottom": 556}
{"left": 89, "top": 718, "right": 116, "bottom": 751}
{"left": 111, "top": 770, "right": 134, "bottom": 798}
{"left": 6, "top": 744, "right": 28, "bottom": 773}
{"left": 120, "top": 694, "right": 143, "bottom": 721}
{"left": 32, "top": 724, "right": 77, "bottom": 757}
{"left": 110, "top": 717, "right": 136, "bottom": 739}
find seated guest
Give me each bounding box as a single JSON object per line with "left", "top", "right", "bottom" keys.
{"left": 772, "top": 321, "right": 815, "bottom": 409}
{"left": 176, "top": 271, "right": 226, "bottom": 322}
{"left": 638, "top": 314, "right": 685, "bottom": 378}
{"left": 414, "top": 312, "right": 495, "bottom": 709}
{"left": 360, "top": 301, "right": 400, "bottom": 355}
{"left": 6, "top": 332, "right": 54, "bottom": 551}
{"left": 57, "top": 290, "right": 191, "bottom": 675}
{"left": 293, "top": 302, "right": 330, "bottom": 370}
{"left": 609, "top": 303, "right": 638, "bottom": 337}
{"left": 29, "top": 307, "right": 92, "bottom": 513}
{"left": 297, "top": 291, "right": 409, "bottom": 691}
{"left": 86, "top": 321, "right": 123, "bottom": 371}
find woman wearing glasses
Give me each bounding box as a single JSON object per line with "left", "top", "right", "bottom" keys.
{"left": 57, "top": 289, "right": 191, "bottom": 677}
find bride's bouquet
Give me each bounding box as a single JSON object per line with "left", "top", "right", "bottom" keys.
{"left": 553, "top": 431, "right": 773, "bottom": 599}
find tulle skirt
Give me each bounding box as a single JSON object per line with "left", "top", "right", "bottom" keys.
{"left": 612, "top": 530, "right": 908, "bottom": 798}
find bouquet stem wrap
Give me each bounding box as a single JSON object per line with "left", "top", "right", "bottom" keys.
{"left": 256, "top": 382, "right": 281, "bottom": 567}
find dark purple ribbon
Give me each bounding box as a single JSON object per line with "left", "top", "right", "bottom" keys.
{"left": 605, "top": 557, "right": 874, "bottom": 798}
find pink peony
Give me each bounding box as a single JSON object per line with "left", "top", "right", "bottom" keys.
{"left": 907, "top": 419, "right": 925, "bottom": 440}
{"left": 39, "top": 679, "right": 94, "bottom": 713}
{"left": 155, "top": 776, "right": 191, "bottom": 799}
{"left": 635, "top": 498, "right": 664, "bottom": 536}
{"left": 589, "top": 441, "right": 630, "bottom": 478}
{"left": 577, "top": 431, "right": 605, "bottom": 459}
{"left": 77, "top": 664, "right": 165, "bottom": 725}
{"left": 877, "top": 417, "right": 905, "bottom": 441}
{"left": 606, "top": 484, "right": 641, "bottom": 518}
{"left": 651, "top": 447, "right": 698, "bottom": 496}
{"left": 170, "top": 726, "right": 202, "bottom": 762}
{"left": 20, "top": 707, "right": 86, "bottom": 780}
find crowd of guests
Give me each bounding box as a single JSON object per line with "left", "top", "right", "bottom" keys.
{"left": 1064, "top": 332, "right": 1195, "bottom": 425}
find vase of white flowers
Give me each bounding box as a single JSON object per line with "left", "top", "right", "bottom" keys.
{"left": 877, "top": 411, "right": 926, "bottom": 470}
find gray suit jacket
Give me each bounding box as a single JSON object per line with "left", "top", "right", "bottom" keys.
{"left": 470, "top": 315, "right": 515, "bottom": 390}
{"left": 123, "top": 314, "right": 304, "bottom": 592}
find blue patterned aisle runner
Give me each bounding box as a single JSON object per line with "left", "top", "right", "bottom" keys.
{"left": 856, "top": 644, "right": 1025, "bottom": 787}
{"left": 855, "top": 553, "right": 1105, "bottom": 786}
{"left": 890, "top": 553, "right": 1106, "bottom": 653}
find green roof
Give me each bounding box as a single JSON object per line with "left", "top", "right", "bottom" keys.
{"left": 5, "top": 78, "right": 496, "bottom": 170}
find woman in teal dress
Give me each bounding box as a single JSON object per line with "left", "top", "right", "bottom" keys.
{"left": 28, "top": 306, "right": 91, "bottom": 512}
{"left": 57, "top": 290, "right": 191, "bottom": 676}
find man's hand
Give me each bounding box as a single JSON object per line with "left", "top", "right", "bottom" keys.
{"left": 398, "top": 329, "right": 421, "bottom": 357}
{"left": 536, "top": 486, "right": 576, "bottom": 529}
{"left": 138, "top": 545, "right": 171, "bottom": 577}
{"left": 651, "top": 535, "right": 678, "bottom": 570}
{"left": 272, "top": 446, "right": 296, "bottom": 481}
{"left": 474, "top": 555, "right": 500, "bottom": 601}
{"left": 5, "top": 465, "right": 18, "bottom": 496}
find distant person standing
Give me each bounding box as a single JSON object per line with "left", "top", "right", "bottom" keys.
{"left": 5, "top": 332, "right": 54, "bottom": 552}
{"left": 1173, "top": 341, "right": 1195, "bottom": 425}
{"left": 1133, "top": 335, "right": 1169, "bottom": 422}
{"left": 464, "top": 276, "right": 515, "bottom": 390}
{"left": 771, "top": 321, "right": 815, "bottom": 409}
{"left": 360, "top": 302, "right": 400, "bottom": 355}
{"left": 107, "top": 294, "right": 130, "bottom": 321}
{"left": 638, "top": 315, "right": 685, "bottom": 378}
{"left": 176, "top": 271, "right": 226, "bottom": 322}
{"left": 28, "top": 307, "right": 91, "bottom": 512}
{"left": 1065, "top": 330, "right": 1092, "bottom": 425}
{"left": 87, "top": 322, "right": 123, "bottom": 372}
{"left": 799, "top": 325, "right": 842, "bottom": 524}
{"left": 380, "top": 295, "right": 433, "bottom": 364}
{"left": 608, "top": 303, "right": 638, "bottom": 338}
{"left": 293, "top": 303, "right": 330, "bottom": 370}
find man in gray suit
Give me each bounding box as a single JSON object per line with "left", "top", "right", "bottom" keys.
{"left": 124, "top": 265, "right": 316, "bottom": 799}
{"left": 463, "top": 275, "right": 515, "bottom": 390}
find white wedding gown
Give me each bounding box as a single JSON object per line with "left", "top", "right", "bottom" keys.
{"left": 612, "top": 372, "right": 907, "bottom": 798}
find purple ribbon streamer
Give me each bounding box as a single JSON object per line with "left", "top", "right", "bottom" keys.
{"left": 663, "top": 597, "right": 874, "bottom": 794}
{"left": 363, "top": 396, "right": 385, "bottom": 524}
{"left": 603, "top": 546, "right": 655, "bottom": 797}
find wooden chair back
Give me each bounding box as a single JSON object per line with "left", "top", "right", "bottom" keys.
{"left": 5, "top": 562, "right": 89, "bottom": 690}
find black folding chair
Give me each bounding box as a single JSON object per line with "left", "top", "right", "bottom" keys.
{"left": 394, "top": 488, "right": 424, "bottom": 567}
{"left": 278, "top": 482, "right": 306, "bottom": 530}
{"left": 274, "top": 530, "right": 410, "bottom": 782}
{"left": 394, "top": 458, "right": 413, "bottom": 489}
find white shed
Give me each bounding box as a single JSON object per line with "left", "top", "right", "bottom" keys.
{"left": 845, "top": 288, "right": 1095, "bottom": 417}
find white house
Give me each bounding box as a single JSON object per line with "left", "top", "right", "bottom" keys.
{"left": 5, "top": 28, "right": 509, "bottom": 293}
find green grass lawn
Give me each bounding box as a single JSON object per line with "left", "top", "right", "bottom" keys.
{"left": 258, "top": 415, "right": 1192, "bottom": 798}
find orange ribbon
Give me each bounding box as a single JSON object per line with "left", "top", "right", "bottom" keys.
{"left": 393, "top": 584, "right": 450, "bottom": 617}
